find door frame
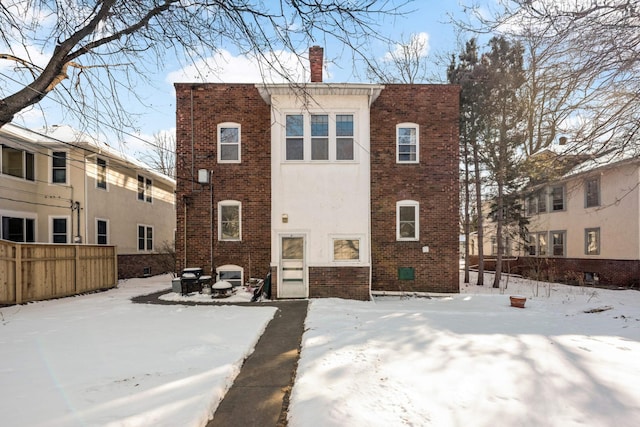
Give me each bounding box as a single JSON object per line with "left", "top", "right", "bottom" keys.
{"left": 278, "top": 233, "right": 308, "bottom": 298}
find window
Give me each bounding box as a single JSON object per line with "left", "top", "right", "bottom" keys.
{"left": 526, "top": 190, "right": 546, "bottom": 215}
{"left": 333, "top": 238, "right": 360, "bottom": 261}
{"left": 585, "top": 177, "right": 600, "bottom": 208}
{"left": 138, "top": 225, "right": 153, "bottom": 251}
{"left": 286, "top": 114, "right": 304, "bottom": 160}
{"left": 335, "top": 115, "right": 354, "bottom": 161}
{"left": 96, "top": 158, "right": 107, "bottom": 189}
{"left": 137, "top": 175, "right": 152, "bottom": 202}
{"left": 585, "top": 228, "right": 600, "bottom": 255}
{"left": 550, "top": 185, "right": 565, "bottom": 211}
{"left": 311, "top": 115, "right": 329, "bottom": 160}
{"left": 285, "top": 113, "right": 355, "bottom": 162}
{"left": 219, "top": 201, "right": 241, "bottom": 241}
{"left": 396, "top": 123, "right": 419, "bottom": 163}
{"left": 51, "top": 217, "right": 68, "bottom": 243}
{"left": 1, "top": 216, "right": 35, "bottom": 242}
{"left": 52, "top": 151, "right": 67, "bottom": 184}
{"left": 96, "top": 219, "right": 108, "bottom": 245}
{"left": 218, "top": 123, "right": 241, "bottom": 163}
{"left": 527, "top": 232, "right": 547, "bottom": 256}
{"left": 551, "top": 231, "right": 566, "bottom": 257}
{"left": 491, "top": 236, "right": 511, "bottom": 256}
{"left": 217, "top": 264, "right": 244, "bottom": 287}
{"left": 397, "top": 200, "right": 419, "bottom": 241}
{"left": 1, "top": 145, "right": 34, "bottom": 181}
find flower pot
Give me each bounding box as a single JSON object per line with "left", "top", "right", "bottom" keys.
{"left": 510, "top": 295, "right": 526, "bottom": 308}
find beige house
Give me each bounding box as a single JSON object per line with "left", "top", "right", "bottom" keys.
{"left": 469, "top": 148, "right": 640, "bottom": 287}
{"left": 0, "top": 123, "right": 176, "bottom": 278}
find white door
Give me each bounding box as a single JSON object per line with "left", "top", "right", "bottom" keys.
{"left": 279, "top": 236, "right": 307, "bottom": 298}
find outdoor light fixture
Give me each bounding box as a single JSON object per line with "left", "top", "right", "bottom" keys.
{"left": 282, "top": 214, "right": 288, "bottom": 223}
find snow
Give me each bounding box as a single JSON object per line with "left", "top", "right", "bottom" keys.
{"left": 2, "top": 272, "right": 640, "bottom": 426}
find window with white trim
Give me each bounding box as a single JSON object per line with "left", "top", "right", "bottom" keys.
{"left": 218, "top": 123, "right": 241, "bottom": 163}
{"left": 1, "top": 215, "right": 35, "bottom": 242}
{"left": 137, "top": 175, "right": 152, "bottom": 203}
{"left": 526, "top": 190, "right": 546, "bottom": 215}
{"left": 527, "top": 231, "right": 548, "bottom": 256}
{"left": 585, "top": 177, "right": 600, "bottom": 208}
{"left": 551, "top": 230, "right": 566, "bottom": 257}
{"left": 96, "top": 157, "right": 107, "bottom": 190}
{"left": 51, "top": 151, "right": 67, "bottom": 184}
{"left": 138, "top": 225, "right": 153, "bottom": 251}
{"left": 96, "top": 219, "right": 108, "bottom": 245}
{"left": 284, "top": 113, "right": 355, "bottom": 162}
{"left": 396, "top": 200, "right": 419, "bottom": 241}
{"left": 219, "top": 200, "right": 241, "bottom": 241}
{"left": 51, "top": 216, "right": 69, "bottom": 243}
{"left": 585, "top": 228, "right": 600, "bottom": 255}
{"left": 333, "top": 238, "right": 360, "bottom": 261}
{"left": 396, "top": 123, "right": 419, "bottom": 163}
{"left": 1, "top": 145, "right": 34, "bottom": 181}
{"left": 217, "top": 264, "right": 244, "bottom": 287}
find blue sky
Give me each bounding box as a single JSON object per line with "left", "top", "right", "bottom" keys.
{"left": 7, "top": 1, "right": 484, "bottom": 160}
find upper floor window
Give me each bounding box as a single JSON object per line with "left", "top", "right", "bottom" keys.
{"left": 285, "top": 113, "right": 355, "bottom": 162}
{"left": 550, "top": 185, "right": 565, "bottom": 211}
{"left": 137, "top": 175, "right": 152, "bottom": 203}
{"left": 551, "top": 230, "right": 566, "bottom": 257}
{"left": 218, "top": 123, "right": 241, "bottom": 163}
{"left": 526, "top": 190, "right": 546, "bottom": 215}
{"left": 219, "top": 200, "right": 241, "bottom": 241}
{"left": 97, "top": 219, "right": 108, "bottom": 245}
{"left": 51, "top": 151, "right": 67, "bottom": 184}
{"left": 396, "top": 123, "right": 419, "bottom": 163}
{"left": 96, "top": 157, "right": 107, "bottom": 190}
{"left": 138, "top": 225, "right": 153, "bottom": 251}
{"left": 396, "top": 200, "right": 419, "bottom": 241}
{"left": 585, "top": 177, "right": 600, "bottom": 208}
{"left": 1, "top": 145, "right": 34, "bottom": 181}
{"left": 51, "top": 216, "right": 69, "bottom": 243}
{"left": 585, "top": 228, "right": 600, "bottom": 255}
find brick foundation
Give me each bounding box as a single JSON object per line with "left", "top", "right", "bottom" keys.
{"left": 309, "top": 266, "right": 370, "bottom": 300}
{"left": 118, "top": 253, "right": 175, "bottom": 279}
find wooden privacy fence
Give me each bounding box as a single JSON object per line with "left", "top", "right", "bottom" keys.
{"left": 0, "top": 240, "right": 117, "bottom": 305}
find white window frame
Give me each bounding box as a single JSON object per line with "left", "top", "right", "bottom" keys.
{"left": 217, "top": 122, "right": 241, "bottom": 163}
{"left": 49, "top": 215, "right": 70, "bottom": 244}
{"left": 396, "top": 123, "right": 419, "bottom": 164}
{"left": 216, "top": 264, "right": 244, "bottom": 286}
{"left": 218, "top": 200, "right": 242, "bottom": 241}
{"left": 137, "top": 224, "right": 153, "bottom": 251}
{"left": 550, "top": 185, "right": 565, "bottom": 212}
{"left": 96, "top": 157, "right": 108, "bottom": 190}
{"left": 1, "top": 210, "right": 37, "bottom": 242}
{"left": 96, "top": 218, "right": 109, "bottom": 245}
{"left": 50, "top": 150, "right": 68, "bottom": 184}
{"left": 137, "top": 174, "right": 152, "bottom": 203}
{"left": 331, "top": 236, "right": 362, "bottom": 263}
{"left": 396, "top": 200, "right": 419, "bottom": 241}
{"left": 283, "top": 112, "right": 357, "bottom": 163}
{"left": 1, "top": 145, "right": 35, "bottom": 181}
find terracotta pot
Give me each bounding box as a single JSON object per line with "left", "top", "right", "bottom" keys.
{"left": 510, "top": 295, "right": 526, "bottom": 308}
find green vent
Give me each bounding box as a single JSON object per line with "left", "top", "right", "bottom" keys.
{"left": 398, "top": 267, "right": 415, "bottom": 281}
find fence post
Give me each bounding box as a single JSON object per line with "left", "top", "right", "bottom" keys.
{"left": 15, "top": 243, "right": 22, "bottom": 304}
{"left": 75, "top": 245, "right": 80, "bottom": 294}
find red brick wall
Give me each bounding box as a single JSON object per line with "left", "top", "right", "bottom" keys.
{"left": 471, "top": 256, "right": 640, "bottom": 288}
{"left": 118, "top": 253, "right": 174, "bottom": 279}
{"left": 309, "top": 266, "right": 370, "bottom": 300}
{"left": 174, "top": 84, "right": 272, "bottom": 281}
{"left": 370, "top": 85, "right": 460, "bottom": 294}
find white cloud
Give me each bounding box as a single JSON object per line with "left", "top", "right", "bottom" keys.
{"left": 383, "top": 32, "right": 430, "bottom": 62}
{"left": 166, "top": 49, "right": 309, "bottom": 85}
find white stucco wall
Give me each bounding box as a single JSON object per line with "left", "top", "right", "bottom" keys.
{"left": 269, "top": 92, "right": 372, "bottom": 267}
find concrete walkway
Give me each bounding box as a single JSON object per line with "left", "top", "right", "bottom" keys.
{"left": 132, "top": 292, "right": 308, "bottom": 426}
{"left": 207, "top": 300, "right": 308, "bottom": 427}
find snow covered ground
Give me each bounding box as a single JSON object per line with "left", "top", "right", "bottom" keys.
{"left": 1, "top": 272, "right": 639, "bottom": 426}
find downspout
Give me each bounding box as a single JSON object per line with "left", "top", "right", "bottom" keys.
{"left": 210, "top": 170, "right": 214, "bottom": 278}
{"left": 367, "top": 91, "right": 374, "bottom": 301}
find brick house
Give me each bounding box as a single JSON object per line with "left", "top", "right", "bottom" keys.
{"left": 175, "top": 47, "right": 460, "bottom": 300}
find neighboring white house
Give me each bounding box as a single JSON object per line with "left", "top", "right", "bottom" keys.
{"left": 0, "top": 123, "right": 176, "bottom": 278}
{"left": 470, "top": 147, "right": 640, "bottom": 287}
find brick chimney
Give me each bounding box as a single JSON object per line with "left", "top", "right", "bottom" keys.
{"left": 309, "top": 46, "right": 323, "bottom": 83}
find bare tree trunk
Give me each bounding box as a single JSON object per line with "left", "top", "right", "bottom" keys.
{"left": 493, "top": 180, "right": 504, "bottom": 288}
{"left": 473, "top": 140, "right": 484, "bottom": 286}
{"left": 463, "top": 138, "right": 471, "bottom": 283}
